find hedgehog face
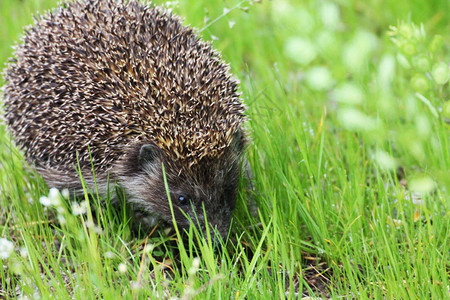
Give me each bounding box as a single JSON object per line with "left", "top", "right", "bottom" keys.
{"left": 117, "top": 132, "right": 245, "bottom": 239}
{"left": 164, "top": 149, "right": 243, "bottom": 240}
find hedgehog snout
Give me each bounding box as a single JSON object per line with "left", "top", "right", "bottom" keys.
{"left": 199, "top": 199, "right": 233, "bottom": 242}
{"left": 172, "top": 191, "right": 232, "bottom": 241}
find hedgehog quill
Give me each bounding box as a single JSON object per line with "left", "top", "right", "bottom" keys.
{"left": 3, "top": 0, "right": 248, "bottom": 239}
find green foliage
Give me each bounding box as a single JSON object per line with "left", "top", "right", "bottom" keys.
{"left": 1, "top": 0, "right": 449, "bottom": 298}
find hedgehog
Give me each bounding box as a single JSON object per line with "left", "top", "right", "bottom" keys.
{"left": 2, "top": 0, "right": 248, "bottom": 239}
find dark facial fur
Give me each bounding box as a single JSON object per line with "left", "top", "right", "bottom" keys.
{"left": 2, "top": 0, "right": 247, "bottom": 238}
{"left": 115, "top": 131, "right": 246, "bottom": 238}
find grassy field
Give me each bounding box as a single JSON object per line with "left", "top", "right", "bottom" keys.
{"left": 1, "top": 0, "right": 449, "bottom": 298}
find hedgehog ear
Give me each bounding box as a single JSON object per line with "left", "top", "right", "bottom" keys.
{"left": 139, "top": 144, "right": 159, "bottom": 166}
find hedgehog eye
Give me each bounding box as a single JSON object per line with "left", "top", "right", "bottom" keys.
{"left": 178, "top": 195, "right": 190, "bottom": 206}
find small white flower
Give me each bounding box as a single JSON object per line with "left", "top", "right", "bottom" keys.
{"left": 93, "top": 226, "right": 103, "bottom": 235}
{"left": 0, "top": 238, "right": 14, "bottom": 259}
{"left": 39, "top": 196, "right": 52, "bottom": 207}
{"left": 192, "top": 257, "right": 200, "bottom": 269}
{"left": 26, "top": 193, "right": 34, "bottom": 204}
{"left": 105, "top": 251, "right": 115, "bottom": 259}
{"left": 61, "top": 189, "right": 70, "bottom": 199}
{"left": 83, "top": 220, "right": 103, "bottom": 234}
{"left": 48, "top": 188, "right": 61, "bottom": 206}
{"left": 391, "top": 218, "right": 404, "bottom": 227}
{"left": 131, "top": 281, "right": 142, "bottom": 291}
{"left": 118, "top": 263, "right": 127, "bottom": 274}
{"left": 72, "top": 201, "right": 87, "bottom": 216}
{"left": 183, "top": 287, "right": 195, "bottom": 297}
{"left": 57, "top": 215, "right": 66, "bottom": 225}
{"left": 20, "top": 247, "right": 28, "bottom": 258}
{"left": 188, "top": 257, "right": 200, "bottom": 275}
{"left": 40, "top": 188, "right": 63, "bottom": 207}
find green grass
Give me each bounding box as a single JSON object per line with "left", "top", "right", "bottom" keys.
{"left": 1, "top": 0, "right": 449, "bottom": 298}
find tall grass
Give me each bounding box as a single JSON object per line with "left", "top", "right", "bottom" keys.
{"left": 1, "top": 0, "right": 449, "bottom": 298}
